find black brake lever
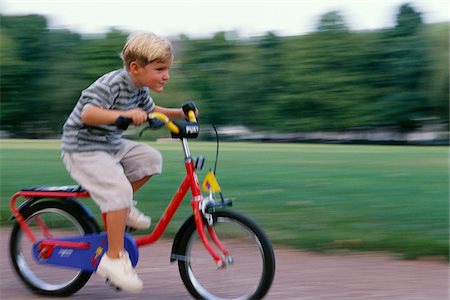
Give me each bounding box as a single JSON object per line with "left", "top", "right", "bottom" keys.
{"left": 138, "top": 125, "right": 150, "bottom": 137}
{"left": 149, "top": 118, "right": 165, "bottom": 129}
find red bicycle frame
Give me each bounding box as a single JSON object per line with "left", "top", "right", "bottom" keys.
{"left": 10, "top": 189, "right": 90, "bottom": 244}
{"left": 10, "top": 138, "right": 228, "bottom": 267}
{"left": 134, "top": 139, "right": 226, "bottom": 266}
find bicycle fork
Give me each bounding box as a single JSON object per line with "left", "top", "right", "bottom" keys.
{"left": 182, "top": 139, "right": 232, "bottom": 269}
{"left": 191, "top": 196, "right": 233, "bottom": 268}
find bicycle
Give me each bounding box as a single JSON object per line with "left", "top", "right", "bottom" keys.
{"left": 9, "top": 102, "right": 276, "bottom": 299}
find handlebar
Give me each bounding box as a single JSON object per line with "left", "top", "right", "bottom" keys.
{"left": 115, "top": 101, "right": 199, "bottom": 139}
{"left": 182, "top": 100, "right": 197, "bottom": 123}
{"left": 116, "top": 116, "right": 134, "bottom": 130}
{"left": 187, "top": 111, "right": 196, "bottom": 122}
{"left": 148, "top": 112, "right": 180, "bottom": 134}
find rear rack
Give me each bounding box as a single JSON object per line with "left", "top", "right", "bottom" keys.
{"left": 10, "top": 185, "right": 90, "bottom": 243}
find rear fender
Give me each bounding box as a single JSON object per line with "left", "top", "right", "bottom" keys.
{"left": 11, "top": 198, "right": 100, "bottom": 232}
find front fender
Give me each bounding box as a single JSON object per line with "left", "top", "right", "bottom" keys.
{"left": 170, "top": 215, "right": 196, "bottom": 263}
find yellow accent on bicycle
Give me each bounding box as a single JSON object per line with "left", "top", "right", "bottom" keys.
{"left": 149, "top": 112, "right": 180, "bottom": 134}
{"left": 202, "top": 171, "right": 221, "bottom": 192}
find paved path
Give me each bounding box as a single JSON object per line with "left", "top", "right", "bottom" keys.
{"left": 0, "top": 229, "right": 448, "bottom": 299}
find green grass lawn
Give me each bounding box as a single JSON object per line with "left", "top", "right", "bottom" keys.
{"left": 1, "top": 139, "right": 448, "bottom": 260}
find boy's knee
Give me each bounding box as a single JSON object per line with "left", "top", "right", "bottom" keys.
{"left": 97, "top": 181, "right": 133, "bottom": 212}
{"left": 152, "top": 149, "right": 163, "bottom": 168}
{"left": 139, "top": 145, "right": 163, "bottom": 173}
{"left": 121, "top": 142, "right": 163, "bottom": 182}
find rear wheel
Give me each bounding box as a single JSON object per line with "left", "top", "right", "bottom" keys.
{"left": 10, "top": 200, "right": 97, "bottom": 296}
{"left": 178, "top": 210, "right": 275, "bottom": 299}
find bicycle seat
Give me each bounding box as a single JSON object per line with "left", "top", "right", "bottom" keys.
{"left": 21, "top": 185, "right": 86, "bottom": 193}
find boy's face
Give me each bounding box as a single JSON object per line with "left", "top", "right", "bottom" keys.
{"left": 130, "top": 59, "right": 172, "bottom": 93}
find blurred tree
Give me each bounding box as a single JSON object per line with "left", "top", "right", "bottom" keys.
{"left": 279, "top": 11, "right": 376, "bottom": 131}
{"left": 0, "top": 11, "right": 447, "bottom": 137}
{"left": 0, "top": 27, "right": 25, "bottom": 136}
{"left": 316, "top": 11, "right": 349, "bottom": 33}
{"left": 251, "top": 32, "right": 287, "bottom": 127}
{"left": 77, "top": 29, "right": 127, "bottom": 83}
{"left": 370, "top": 3, "right": 430, "bottom": 130}
{"left": 421, "top": 23, "right": 449, "bottom": 125}
{"left": 42, "top": 29, "right": 84, "bottom": 132}
{"left": 0, "top": 15, "right": 51, "bottom": 136}
{"left": 180, "top": 32, "right": 238, "bottom": 124}
{"left": 395, "top": 3, "right": 423, "bottom": 35}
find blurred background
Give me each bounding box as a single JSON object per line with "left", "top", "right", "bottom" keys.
{"left": 0, "top": 0, "right": 448, "bottom": 142}
{"left": 0, "top": 1, "right": 449, "bottom": 261}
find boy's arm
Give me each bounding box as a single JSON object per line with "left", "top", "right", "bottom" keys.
{"left": 81, "top": 105, "right": 148, "bottom": 127}
{"left": 153, "top": 106, "right": 185, "bottom": 120}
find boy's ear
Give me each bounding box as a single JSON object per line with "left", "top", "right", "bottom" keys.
{"left": 129, "top": 61, "right": 140, "bottom": 73}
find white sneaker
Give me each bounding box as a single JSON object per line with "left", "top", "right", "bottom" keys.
{"left": 126, "top": 201, "right": 151, "bottom": 229}
{"left": 96, "top": 251, "right": 143, "bottom": 293}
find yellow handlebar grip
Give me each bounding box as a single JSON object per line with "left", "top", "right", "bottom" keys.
{"left": 149, "top": 112, "right": 169, "bottom": 122}
{"left": 149, "top": 112, "right": 180, "bottom": 134}
{"left": 167, "top": 122, "right": 180, "bottom": 134}
{"left": 188, "top": 110, "right": 196, "bottom": 122}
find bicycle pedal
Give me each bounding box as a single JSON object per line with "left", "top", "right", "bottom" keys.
{"left": 125, "top": 226, "right": 137, "bottom": 233}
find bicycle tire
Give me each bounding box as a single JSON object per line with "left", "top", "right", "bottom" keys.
{"left": 10, "top": 200, "right": 98, "bottom": 296}
{"left": 177, "top": 210, "right": 275, "bottom": 299}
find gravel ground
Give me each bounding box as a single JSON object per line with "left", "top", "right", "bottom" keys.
{"left": 0, "top": 228, "right": 448, "bottom": 300}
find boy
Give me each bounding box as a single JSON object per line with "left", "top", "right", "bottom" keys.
{"left": 61, "top": 32, "right": 186, "bottom": 292}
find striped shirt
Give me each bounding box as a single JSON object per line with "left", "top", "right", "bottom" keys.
{"left": 61, "top": 69, "right": 155, "bottom": 152}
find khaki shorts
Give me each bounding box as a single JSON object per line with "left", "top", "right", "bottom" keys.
{"left": 62, "top": 139, "right": 162, "bottom": 212}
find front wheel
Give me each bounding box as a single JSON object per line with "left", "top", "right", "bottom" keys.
{"left": 178, "top": 210, "right": 275, "bottom": 299}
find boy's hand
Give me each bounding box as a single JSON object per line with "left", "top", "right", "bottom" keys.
{"left": 182, "top": 101, "right": 199, "bottom": 120}
{"left": 124, "top": 108, "right": 148, "bottom": 126}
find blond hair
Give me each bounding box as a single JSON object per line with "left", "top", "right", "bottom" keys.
{"left": 121, "top": 32, "right": 173, "bottom": 70}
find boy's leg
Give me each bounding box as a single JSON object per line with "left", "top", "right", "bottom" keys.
{"left": 97, "top": 210, "right": 143, "bottom": 292}
{"left": 118, "top": 140, "right": 162, "bottom": 229}
{"left": 118, "top": 139, "right": 162, "bottom": 184}
{"left": 105, "top": 208, "right": 128, "bottom": 258}
{"left": 62, "top": 151, "right": 142, "bottom": 292}
{"left": 125, "top": 175, "right": 152, "bottom": 229}
{"left": 127, "top": 175, "right": 152, "bottom": 229}
{"left": 131, "top": 175, "right": 152, "bottom": 193}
